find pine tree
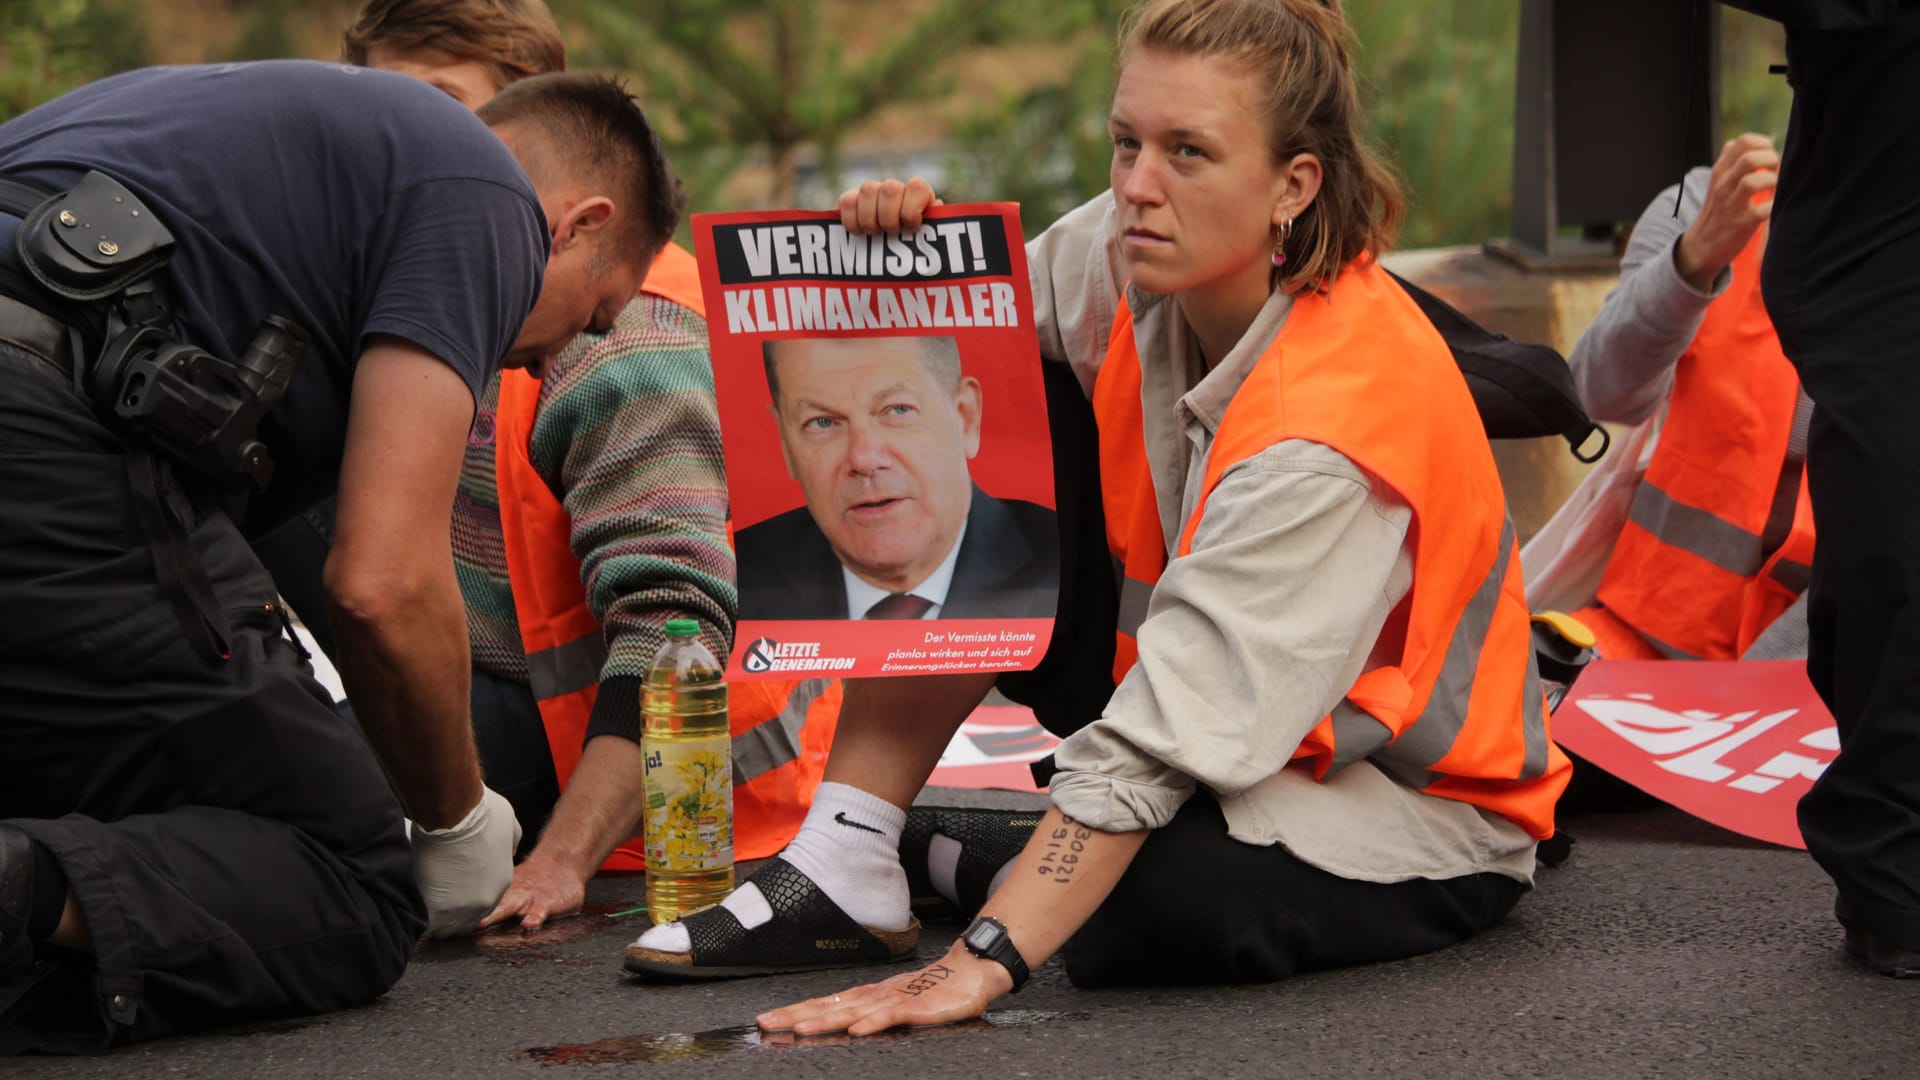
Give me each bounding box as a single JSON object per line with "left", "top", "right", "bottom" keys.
{"left": 554, "top": 0, "right": 1013, "bottom": 216}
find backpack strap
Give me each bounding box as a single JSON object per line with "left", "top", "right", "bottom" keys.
{"left": 1388, "top": 269, "right": 1610, "bottom": 462}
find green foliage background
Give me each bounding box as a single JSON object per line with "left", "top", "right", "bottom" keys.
{"left": 1, "top": 0, "right": 1791, "bottom": 250}
{"left": 940, "top": 2, "right": 1790, "bottom": 248}
{"left": 0, "top": 0, "right": 148, "bottom": 121}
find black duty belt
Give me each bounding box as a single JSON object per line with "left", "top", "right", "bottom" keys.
{"left": 2, "top": 177, "right": 254, "bottom": 666}
{"left": 0, "top": 291, "right": 81, "bottom": 375}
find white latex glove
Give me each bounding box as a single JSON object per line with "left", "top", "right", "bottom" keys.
{"left": 409, "top": 786, "right": 522, "bottom": 939}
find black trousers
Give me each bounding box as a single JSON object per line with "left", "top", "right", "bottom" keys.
{"left": 336, "top": 669, "right": 559, "bottom": 861}
{"left": 1765, "top": 23, "right": 1920, "bottom": 952}
{"left": 251, "top": 496, "right": 343, "bottom": 661}
{"left": 256, "top": 509, "right": 562, "bottom": 857}
{"left": 994, "top": 359, "right": 1119, "bottom": 734}
{"left": 1004, "top": 362, "right": 1526, "bottom": 985}
{"left": 1063, "top": 794, "right": 1525, "bottom": 987}
{"left": 0, "top": 342, "right": 424, "bottom": 1053}
{"left": 466, "top": 671, "right": 561, "bottom": 856}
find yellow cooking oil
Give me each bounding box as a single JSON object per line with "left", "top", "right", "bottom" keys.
{"left": 640, "top": 619, "right": 733, "bottom": 924}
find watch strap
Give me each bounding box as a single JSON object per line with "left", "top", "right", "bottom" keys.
{"left": 961, "top": 915, "right": 1030, "bottom": 992}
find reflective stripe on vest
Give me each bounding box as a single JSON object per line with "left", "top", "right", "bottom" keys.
{"left": 1094, "top": 260, "right": 1569, "bottom": 839}
{"left": 1595, "top": 231, "right": 1816, "bottom": 660}
{"left": 1358, "top": 521, "right": 1553, "bottom": 783}
{"left": 1312, "top": 522, "right": 1547, "bottom": 783}
{"left": 1114, "top": 555, "right": 1154, "bottom": 642}
{"left": 732, "top": 677, "right": 831, "bottom": 784}
{"left": 526, "top": 632, "right": 608, "bottom": 701}
{"left": 1623, "top": 388, "right": 1811, "bottom": 585}
{"left": 1770, "top": 558, "right": 1812, "bottom": 595}
{"left": 1625, "top": 482, "right": 1770, "bottom": 578}
{"left": 493, "top": 241, "right": 835, "bottom": 870}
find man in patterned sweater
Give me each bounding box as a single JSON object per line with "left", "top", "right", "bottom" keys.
{"left": 453, "top": 244, "right": 743, "bottom": 929}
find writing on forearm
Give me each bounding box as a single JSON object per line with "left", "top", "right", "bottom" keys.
{"left": 1036, "top": 814, "right": 1094, "bottom": 885}
{"left": 896, "top": 964, "right": 955, "bottom": 997}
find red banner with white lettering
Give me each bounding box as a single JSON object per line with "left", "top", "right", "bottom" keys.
{"left": 1554, "top": 659, "right": 1837, "bottom": 849}
{"left": 927, "top": 704, "right": 1059, "bottom": 793}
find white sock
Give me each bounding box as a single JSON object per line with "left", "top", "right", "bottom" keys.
{"left": 632, "top": 782, "right": 911, "bottom": 953}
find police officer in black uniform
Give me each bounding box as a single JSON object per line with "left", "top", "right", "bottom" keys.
{"left": 0, "top": 61, "right": 678, "bottom": 1050}
{"left": 1717, "top": 0, "right": 1920, "bottom": 978}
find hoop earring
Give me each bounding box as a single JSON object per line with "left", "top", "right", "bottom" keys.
{"left": 1272, "top": 217, "right": 1294, "bottom": 268}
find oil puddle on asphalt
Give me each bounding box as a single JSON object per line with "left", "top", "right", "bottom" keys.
{"left": 412, "top": 903, "right": 647, "bottom": 966}
{"left": 524, "top": 1009, "right": 1087, "bottom": 1065}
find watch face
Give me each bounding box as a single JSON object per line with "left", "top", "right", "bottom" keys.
{"left": 965, "top": 920, "right": 1000, "bottom": 950}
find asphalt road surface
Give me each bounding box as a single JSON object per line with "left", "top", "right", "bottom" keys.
{"left": 9, "top": 790, "right": 1917, "bottom": 1078}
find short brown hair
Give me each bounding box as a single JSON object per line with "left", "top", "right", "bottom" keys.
{"left": 1121, "top": 0, "right": 1404, "bottom": 293}
{"left": 478, "top": 73, "right": 687, "bottom": 265}
{"left": 341, "top": 0, "right": 566, "bottom": 89}
{"left": 762, "top": 336, "right": 962, "bottom": 408}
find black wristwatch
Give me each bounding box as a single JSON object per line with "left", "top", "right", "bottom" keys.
{"left": 960, "top": 915, "right": 1029, "bottom": 993}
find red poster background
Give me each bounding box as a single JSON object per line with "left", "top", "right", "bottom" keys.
{"left": 696, "top": 205, "right": 1055, "bottom": 531}
{"left": 693, "top": 204, "right": 1057, "bottom": 680}
{"left": 1554, "top": 659, "right": 1838, "bottom": 849}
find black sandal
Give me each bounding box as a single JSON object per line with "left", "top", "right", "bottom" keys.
{"left": 900, "top": 805, "right": 1041, "bottom": 919}
{"left": 623, "top": 858, "right": 919, "bottom": 980}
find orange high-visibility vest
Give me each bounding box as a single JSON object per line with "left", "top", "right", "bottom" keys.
{"left": 1094, "top": 260, "right": 1570, "bottom": 839}
{"left": 1595, "top": 231, "right": 1815, "bottom": 660}
{"left": 494, "top": 241, "right": 837, "bottom": 871}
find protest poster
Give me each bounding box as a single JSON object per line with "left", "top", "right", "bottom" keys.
{"left": 1554, "top": 659, "right": 1838, "bottom": 848}
{"left": 926, "top": 703, "right": 1060, "bottom": 793}
{"left": 692, "top": 205, "right": 1058, "bottom": 681}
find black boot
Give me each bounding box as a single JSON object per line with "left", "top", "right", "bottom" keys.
{"left": 1837, "top": 895, "right": 1920, "bottom": 979}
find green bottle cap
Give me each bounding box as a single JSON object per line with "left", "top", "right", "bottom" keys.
{"left": 664, "top": 618, "right": 701, "bottom": 637}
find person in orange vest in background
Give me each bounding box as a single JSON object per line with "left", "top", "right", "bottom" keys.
{"left": 250, "top": 0, "right": 841, "bottom": 932}
{"left": 1530, "top": 133, "right": 1813, "bottom": 664}
{"left": 629, "top": 0, "right": 1571, "bottom": 1019}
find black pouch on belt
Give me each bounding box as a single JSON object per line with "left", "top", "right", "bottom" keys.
{"left": 12, "top": 169, "right": 176, "bottom": 304}
{"left": 4, "top": 171, "right": 241, "bottom": 664}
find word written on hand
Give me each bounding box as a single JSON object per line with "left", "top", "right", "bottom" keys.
{"left": 897, "top": 964, "right": 956, "bottom": 997}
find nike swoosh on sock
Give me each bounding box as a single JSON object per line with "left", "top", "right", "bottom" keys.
{"left": 834, "top": 811, "right": 884, "bottom": 834}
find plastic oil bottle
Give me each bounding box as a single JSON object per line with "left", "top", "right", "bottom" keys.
{"left": 640, "top": 619, "right": 733, "bottom": 923}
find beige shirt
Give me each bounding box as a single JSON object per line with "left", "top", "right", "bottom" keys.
{"left": 1031, "top": 192, "right": 1538, "bottom": 885}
